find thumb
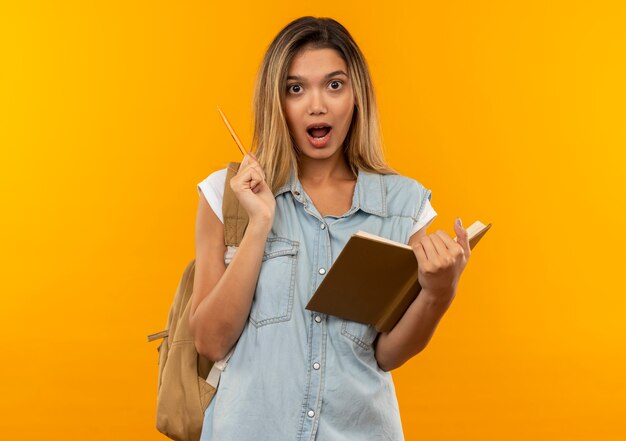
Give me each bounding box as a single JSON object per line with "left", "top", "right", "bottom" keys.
{"left": 453, "top": 217, "right": 471, "bottom": 257}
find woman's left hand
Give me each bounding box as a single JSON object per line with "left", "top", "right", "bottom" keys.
{"left": 412, "top": 218, "right": 471, "bottom": 305}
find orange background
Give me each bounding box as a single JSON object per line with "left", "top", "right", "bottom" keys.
{"left": 1, "top": 1, "right": 625, "bottom": 440}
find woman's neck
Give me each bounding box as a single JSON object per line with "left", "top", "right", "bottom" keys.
{"left": 298, "top": 154, "right": 355, "bottom": 186}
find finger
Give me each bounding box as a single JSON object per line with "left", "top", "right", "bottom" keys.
{"left": 413, "top": 241, "right": 428, "bottom": 266}
{"left": 433, "top": 230, "right": 455, "bottom": 250}
{"left": 238, "top": 163, "right": 262, "bottom": 182}
{"left": 453, "top": 218, "right": 471, "bottom": 258}
{"left": 248, "top": 173, "right": 262, "bottom": 190}
{"left": 434, "top": 230, "right": 464, "bottom": 257}
{"left": 239, "top": 153, "right": 254, "bottom": 169}
{"left": 254, "top": 179, "right": 268, "bottom": 193}
{"left": 238, "top": 156, "right": 254, "bottom": 173}
{"left": 431, "top": 233, "right": 461, "bottom": 268}
{"left": 419, "top": 236, "right": 441, "bottom": 263}
{"left": 235, "top": 167, "right": 262, "bottom": 190}
{"left": 250, "top": 172, "right": 264, "bottom": 189}
{"left": 240, "top": 152, "right": 262, "bottom": 174}
{"left": 430, "top": 231, "right": 450, "bottom": 254}
{"left": 253, "top": 164, "right": 266, "bottom": 181}
{"left": 239, "top": 162, "right": 266, "bottom": 182}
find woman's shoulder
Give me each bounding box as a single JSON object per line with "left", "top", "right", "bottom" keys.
{"left": 198, "top": 167, "right": 228, "bottom": 189}
{"left": 378, "top": 172, "right": 433, "bottom": 218}
{"left": 380, "top": 172, "right": 430, "bottom": 198}
{"left": 380, "top": 171, "right": 423, "bottom": 186}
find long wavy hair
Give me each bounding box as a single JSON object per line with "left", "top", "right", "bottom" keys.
{"left": 252, "top": 16, "right": 397, "bottom": 192}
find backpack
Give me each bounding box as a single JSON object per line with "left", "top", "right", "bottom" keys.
{"left": 147, "top": 162, "right": 249, "bottom": 441}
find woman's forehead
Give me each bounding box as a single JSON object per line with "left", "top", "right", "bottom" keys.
{"left": 288, "top": 47, "right": 348, "bottom": 79}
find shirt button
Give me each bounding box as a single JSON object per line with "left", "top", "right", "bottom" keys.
{"left": 320, "top": 223, "right": 326, "bottom": 230}
{"left": 318, "top": 268, "right": 326, "bottom": 275}
{"left": 314, "top": 315, "right": 322, "bottom": 323}
{"left": 307, "top": 410, "right": 315, "bottom": 418}
{"left": 313, "top": 362, "right": 320, "bottom": 370}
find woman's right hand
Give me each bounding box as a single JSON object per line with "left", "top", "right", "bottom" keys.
{"left": 229, "top": 152, "right": 276, "bottom": 228}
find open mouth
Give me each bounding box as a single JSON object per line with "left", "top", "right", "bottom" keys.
{"left": 306, "top": 125, "right": 332, "bottom": 139}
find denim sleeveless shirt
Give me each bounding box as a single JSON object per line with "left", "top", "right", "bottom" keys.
{"left": 200, "top": 168, "right": 432, "bottom": 441}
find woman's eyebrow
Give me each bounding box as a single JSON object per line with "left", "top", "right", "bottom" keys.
{"left": 287, "top": 70, "right": 348, "bottom": 81}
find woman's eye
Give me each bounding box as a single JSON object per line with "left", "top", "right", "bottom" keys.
{"left": 329, "top": 81, "right": 343, "bottom": 90}
{"left": 288, "top": 84, "right": 302, "bottom": 94}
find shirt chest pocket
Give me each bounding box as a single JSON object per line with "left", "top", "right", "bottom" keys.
{"left": 249, "top": 237, "right": 299, "bottom": 328}
{"left": 341, "top": 320, "right": 379, "bottom": 350}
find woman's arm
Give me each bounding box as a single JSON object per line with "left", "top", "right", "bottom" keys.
{"left": 189, "top": 152, "right": 275, "bottom": 362}
{"left": 374, "top": 219, "right": 470, "bottom": 371}
{"left": 189, "top": 196, "right": 272, "bottom": 362}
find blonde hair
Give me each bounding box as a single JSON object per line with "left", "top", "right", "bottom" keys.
{"left": 252, "top": 16, "right": 397, "bottom": 192}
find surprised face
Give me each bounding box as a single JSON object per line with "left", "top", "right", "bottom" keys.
{"left": 284, "top": 47, "right": 355, "bottom": 164}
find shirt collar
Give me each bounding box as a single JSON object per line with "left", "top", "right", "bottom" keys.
{"left": 273, "top": 168, "right": 387, "bottom": 217}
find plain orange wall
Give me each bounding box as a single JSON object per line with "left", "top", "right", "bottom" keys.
{"left": 1, "top": 1, "right": 624, "bottom": 440}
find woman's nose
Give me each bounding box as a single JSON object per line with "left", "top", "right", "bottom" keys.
{"left": 307, "top": 90, "right": 327, "bottom": 115}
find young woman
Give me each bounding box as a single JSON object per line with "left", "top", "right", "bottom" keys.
{"left": 190, "top": 16, "right": 471, "bottom": 440}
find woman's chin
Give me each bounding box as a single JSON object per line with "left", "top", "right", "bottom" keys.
{"left": 299, "top": 146, "right": 343, "bottom": 161}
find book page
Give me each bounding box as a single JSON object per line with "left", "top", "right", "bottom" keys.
{"left": 354, "top": 231, "right": 413, "bottom": 250}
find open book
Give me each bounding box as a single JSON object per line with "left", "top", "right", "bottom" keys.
{"left": 305, "top": 220, "right": 492, "bottom": 332}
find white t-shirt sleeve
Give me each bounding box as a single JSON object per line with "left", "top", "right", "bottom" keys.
{"left": 197, "top": 168, "right": 228, "bottom": 223}
{"left": 409, "top": 198, "right": 437, "bottom": 237}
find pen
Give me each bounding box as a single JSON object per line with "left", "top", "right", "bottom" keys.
{"left": 217, "top": 106, "right": 247, "bottom": 157}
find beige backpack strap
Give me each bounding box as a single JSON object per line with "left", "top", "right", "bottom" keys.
{"left": 223, "top": 162, "right": 249, "bottom": 247}
{"left": 206, "top": 346, "right": 235, "bottom": 388}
